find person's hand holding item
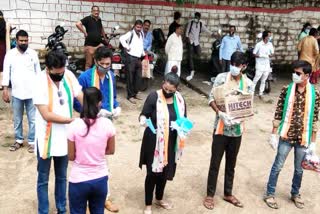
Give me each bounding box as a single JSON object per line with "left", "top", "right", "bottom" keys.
{"left": 112, "top": 107, "right": 121, "bottom": 119}
{"left": 218, "top": 111, "right": 232, "bottom": 126}
{"left": 139, "top": 115, "right": 147, "bottom": 127}
{"left": 269, "top": 134, "right": 279, "bottom": 150}
{"left": 98, "top": 109, "right": 113, "bottom": 118}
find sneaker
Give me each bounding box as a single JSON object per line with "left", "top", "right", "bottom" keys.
{"left": 186, "top": 70, "right": 195, "bottom": 81}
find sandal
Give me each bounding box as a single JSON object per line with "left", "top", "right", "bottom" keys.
{"left": 264, "top": 196, "right": 279, "bottom": 209}
{"left": 143, "top": 208, "right": 152, "bottom": 214}
{"left": 155, "top": 200, "right": 173, "bottom": 210}
{"left": 291, "top": 195, "right": 304, "bottom": 209}
{"left": 203, "top": 196, "right": 214, "bottom": 210}
{"left": 9, "top": 142, "right": 23, "bottom": 151}
{"left": 105, "top": 199, "right": 119, "bottom": 212}
{"left": 223, "top": 195, "right": 243, "bottom": 208}
{"left": 27, "top": 144, "right": 34, "bottom": 153}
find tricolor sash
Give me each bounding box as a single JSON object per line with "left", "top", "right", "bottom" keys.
{"left": 42, "top": 74, "right": 73, "bottom": 159}
{"left": 215, "top": 73, "right": 246, "bottom": 135}
{"left": 278, "top": 82, "right": 316, "bottom": 146}
{"left": 91, "top": 66, "right": 114, "bottom": 112}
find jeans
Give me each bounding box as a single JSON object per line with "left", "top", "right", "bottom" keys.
{"left": 12, "top": 96, "right": 35, "bottom": 144}
{"left": 207, "top": 134, "right": 242, "bottom": 197}
{"left": 266, "top": 139, "right": 306, "bottom": 197}
{"left": 69, "top": 176, "right": 108, "bottom": 214}
{"left": 37, "top": 148, "right": 68, "bottom": 214}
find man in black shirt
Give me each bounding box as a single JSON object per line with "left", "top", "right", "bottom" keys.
{"left": 76, "top": 5, "right": 107, "bottom": 70}
{"left": 167, "top": 11, "right": 181, "bottom": 39}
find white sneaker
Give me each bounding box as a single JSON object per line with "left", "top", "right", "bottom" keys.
{"left": 186, "top": 70, "right": 195, "bottom": 81}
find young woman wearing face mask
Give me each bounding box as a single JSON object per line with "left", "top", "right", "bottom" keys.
{"left": 139, "top": 72, "right": 187, "bottom": 214}
{"left": 298, "top": 22, "right": 312, "bottom": 41}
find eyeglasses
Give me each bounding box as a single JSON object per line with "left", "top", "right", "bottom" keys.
{"left": 58, "top": 91, "right": 64, "bottom": 105}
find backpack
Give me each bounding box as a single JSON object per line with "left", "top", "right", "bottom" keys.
{"left": 188, "top": 20, "right": 202, "bottom": 36}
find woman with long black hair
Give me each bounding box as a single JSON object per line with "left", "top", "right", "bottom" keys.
{"left": 67, "top": 87, "right": 116, "bottom": 214}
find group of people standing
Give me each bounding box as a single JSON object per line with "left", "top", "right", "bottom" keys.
{"left": 0, "top": 6, "right": 319, "bottom": 214}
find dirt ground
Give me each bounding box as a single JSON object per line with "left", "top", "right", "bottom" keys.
{"left": 0, "top": 77, "right": 320, "bottom": 214}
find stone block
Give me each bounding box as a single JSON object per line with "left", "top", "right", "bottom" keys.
{"left": 115, "top": 14, "right": 126, "bottom": 22}
{"left": 30, "top": 3, "right": 43, "bottom": 11}
{"left": 156, "top": 17, "right": 167, "bottom": 25}
{"left": 16, "top": 0, "right": 31, "bottom": 10}
{"left": 59, "top": 12, "right": 70, "bottom": 21}
{"left": 72, "top": 5, "right": 80, "bottom": 12}
{"left": 81, "top": 5, "right": 92, "bottom": 13}
{"left": 4, "top": 10, "right": 17, "bottom": 19}
{"left": 30, "top": 11, "right": 46, "bottom": 19}
{"left": 16, "top": 9, "right": 30, "bottom": 19}
{"left": 103, "top": 13, "right": 115, "bottom": 22}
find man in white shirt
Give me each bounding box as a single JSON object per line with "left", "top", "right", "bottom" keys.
{"left": 1, "top": 30, "right": 41, "bottom": 153}
{"left": 252, "top": 30, "right": 274, "bottom": 99}
{"left": 165, "top": 24, "right": 183, "bottom": 76}
{"left": 119, "top": 20, "right": 145, "bottom": 104}
{"left": 33, "top": 50, "right": 83, "bottom": 214}
{"left": 185, "top": 12, "right": 215, "bottom": 81}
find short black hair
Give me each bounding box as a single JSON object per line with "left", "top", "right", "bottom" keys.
{"left": 45, "top": 50, "right": 67, "bottom": 69}
{"left": 229, "top": 25, "right": 236, "bottom": 30}
{"left": 135, "top": 20, "right": 143, "bottom": 26}
{"left": 164, "top": 72, "right": 180, "bottom": 87}
{"left": 292, "top": 60, "right": 312, "bottom": 75}
{"left": 174, "top": 11, "right": 181, "bottom": 20}
{"left": 303, "top": 22, "right": 311, "bottom": 29}
{"left": 230, "top": 51, "right": 247, "bottom": 66}
{"left": 91, "top": 5, "right": 99, "bottom": 11}
{"left": 0, "top": 11, "right": 3, "bottom": 17}
{"left": 94, "top": 46, "right": 112, "bottom": 61}
{"left": 309, "top": 28, "right": 318, "bottom": 36}
{"left": 195, "top": 12, "right": 201, "bottom": 18}
{"left": 175, "top": 24, "right": 182, "bottom": 31}
{"left": 262, "top": 30, "right": 270, "bottom": 40}
{"left": 144, "top": 20, "right": 151, "bottom": 25}
{"left": 16, "top": 30, "right": 28, "bottom": 39}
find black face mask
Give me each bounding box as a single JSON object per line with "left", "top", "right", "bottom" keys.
{"left": 162, "top": 88, "right": 175, "bottom": 98}
{"left": 49, "top": 72, "right": 64, "bottom": 82}
{"left": 18, "top": 44, "right": 28, "bottom": 52}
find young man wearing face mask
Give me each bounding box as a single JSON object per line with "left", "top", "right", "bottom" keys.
{"left": 264, "top": 60, "right": 320, "bottom": 210}
{"left": 74, "top": 46, "right": 120, "bottom": 119}
{"left": 203, "top": 51, "right": 253, "bottom": 210}
{"left": 1, "top": 30, "right": 41, "bottom": 153}
{"left": 120, "top": 20, "right": 145, "bottom": 104}
{"left": 219, "top": 25, "right": 243, "bottom": 74}
{"left": 76, "top": 5, "right": 107, "bottom": 70}
{"left": 73, "top": 46, "right": 120, "bottom": 213}
{"left": 185, "top": 12, "right": 216, "bottom": 81}
{"left": 252, "top": 30, "right": 274, "bottom": 100}
{"left": 33, "top": 50, "right": 83, "bottom": 214}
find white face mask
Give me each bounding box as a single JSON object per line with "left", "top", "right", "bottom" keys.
{"left": 230, "top": 65, "right": 241, "bottom": 76}
{"left": 292, "top": 73, "right": 303, "bottom": 84}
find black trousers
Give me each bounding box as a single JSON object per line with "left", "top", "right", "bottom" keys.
{"left": 221, "top": 59, "right": 230, "bottom": 73}
{"left": 207, "top": 134, "right": 242, "bottom": 197}
{"left": 126, "top": 55, "right": 142, "bottom": 99}
{"left": 145, "top": 172, "right": 167, "bottom": 206}
{"left": 187, "top": 42, "right": 201, "bottom": 72}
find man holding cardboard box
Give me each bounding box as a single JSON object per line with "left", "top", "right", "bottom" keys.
{"left": 203, "top": 52, "right": 254, "bottom": 210}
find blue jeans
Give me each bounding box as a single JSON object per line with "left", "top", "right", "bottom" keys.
{"left": 12, "top": 96, "right": 35, "bottom": 144}
{"left": 266, "top": 139, "right": 306, "bottom": 197}
{"left": 37, "top": 148, "right": 68, "bottom": 214}
{"left": 69, "top": 176, "right": 108, "bottom": 214}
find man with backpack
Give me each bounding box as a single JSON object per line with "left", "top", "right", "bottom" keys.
{"left": 186, "top": 12, "right": 215, "bottom": 81}
{"left": 119, "top": 20, "right": 145, "bottom": 104}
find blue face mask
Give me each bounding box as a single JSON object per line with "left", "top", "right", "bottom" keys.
{"left": 305, "top": 29, "right": 310, "bottom": 34}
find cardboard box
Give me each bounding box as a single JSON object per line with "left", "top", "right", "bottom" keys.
{"left": 213, "top": 86, "right": 254, "bottom": 120}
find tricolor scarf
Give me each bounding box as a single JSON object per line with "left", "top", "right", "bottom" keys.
{"left": 42, "top": 73, "right": 73, "bottom": 159}
{"left": 91, "top": 65, "right": 114, "bottom": 112}
{"left": 278, "top": 82, "right": 316, "bottom": 147}
{"left": 152, "top": 90, "right": 185, "bottom": 173}
{"left": 215, "top": 73, "right": 247, "bottom": 135}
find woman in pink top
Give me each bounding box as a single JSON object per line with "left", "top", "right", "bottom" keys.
{"left": 67, "top": 87, "right": 115, "bottom": 214}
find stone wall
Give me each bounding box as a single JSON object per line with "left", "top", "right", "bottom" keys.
{"left": 1, "top": 0, "right": 320, "bottom": 63}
